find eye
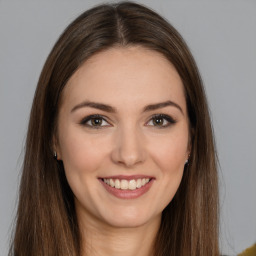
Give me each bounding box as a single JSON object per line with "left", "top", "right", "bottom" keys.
{"left": 146, "top": 114, "right": 176, "bottom": 128}
{"left": 80, "top": 114, "right": 110, "bottom": 128}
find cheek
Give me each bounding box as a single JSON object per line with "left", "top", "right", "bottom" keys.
{"left": 149, "top": 133, "right": 188, "bottom": 210}
{"left": 149, "top": 132, "right": 189, "bottom": 173}
{"left": 58, "top": 129, "right": 105, "bottom": 175}
{"left": 57, "top": 130, "right": 109, "bottom": 208}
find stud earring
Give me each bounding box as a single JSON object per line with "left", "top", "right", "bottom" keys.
{"left": 53, "top": 151, "right": 57, "bottom": 160}
{"left": 185, "top": 154, "right": 190, "bottom": 165}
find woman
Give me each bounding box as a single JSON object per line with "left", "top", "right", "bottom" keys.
{"left": 9, "top": 2, "right": 219, "bottom": 256}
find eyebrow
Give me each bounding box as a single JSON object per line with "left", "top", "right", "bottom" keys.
{"left": 71, "top": 100, "right": 183, "bottom": 115}
{"left": 71, "top": 101, "right": 116, "bottom": 113}
{"left": 143, "top": 100, "right": 183, "bottom": 114}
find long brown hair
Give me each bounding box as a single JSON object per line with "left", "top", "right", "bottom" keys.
{"left": 9, "top": 2, "right": 219, "bottom": 255}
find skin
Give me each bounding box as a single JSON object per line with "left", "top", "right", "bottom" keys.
{"left": 55, "top": 46, "right": 190, "bottom": 256}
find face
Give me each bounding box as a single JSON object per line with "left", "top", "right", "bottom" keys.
{"left": 56, "top": 46, "right": 190, "bottom": 229}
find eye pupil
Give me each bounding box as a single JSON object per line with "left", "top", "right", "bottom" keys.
{"left": 92, "top": 118, "right": 102, "bottom": 126}
{"left": 153, "top": 117, "right": 163, "bottom": 126}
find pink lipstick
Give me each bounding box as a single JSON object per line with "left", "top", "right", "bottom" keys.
{"left": 98, "top": 175, "right": 154, "bottom": 199}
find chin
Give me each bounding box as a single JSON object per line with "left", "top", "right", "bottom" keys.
{"left": 100, "top": 208, "right": 161, "bottom": 229}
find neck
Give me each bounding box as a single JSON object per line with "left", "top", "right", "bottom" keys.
{"left": 79, "top": 215, "right": 161, "bottom": 256}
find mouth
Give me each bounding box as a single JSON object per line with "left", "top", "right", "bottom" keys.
{"left": 98, "top": 176, "right": 154, "bottom": 199}
{"left": 102, "top": 177, "right": 151, "bottom": 190}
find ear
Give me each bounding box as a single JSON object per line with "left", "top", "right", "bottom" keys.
{"left": 186, "top": 145, "right": 191, "bottom": 160}
{"left": 185, "top": 144, "right": 191, "bottom": 165}
{"left": 187, "top": 126, "right": 194, "bottom": 159}
{"left": 52, "top": 134, "right": 62, "bottom": 160}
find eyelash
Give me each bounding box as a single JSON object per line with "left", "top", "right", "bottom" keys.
{"left": 80, "top": 114, "right": 110, "bottom": 128}
{"left": 79, "top": 114, "right": 176, "bottom": 129}
{"left": 146, "top": 114, "right": 176, "bottom": 128}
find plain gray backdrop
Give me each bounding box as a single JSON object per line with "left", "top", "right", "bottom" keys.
{"left": 0, "top": 0, "right": 255, "bottom": 255}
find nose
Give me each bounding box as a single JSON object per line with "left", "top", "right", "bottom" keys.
{"left": 111, "top": 125, "right": 146, "bottom": 168}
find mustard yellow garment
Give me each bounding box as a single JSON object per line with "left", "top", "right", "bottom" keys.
{"left": 238, "top": 243, "right": 256, "bottom": 256}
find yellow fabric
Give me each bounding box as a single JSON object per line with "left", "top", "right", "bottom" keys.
{"left": 238, "top": 243, "right": 256, "bottom": 256}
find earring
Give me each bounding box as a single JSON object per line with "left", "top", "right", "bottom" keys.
{"left": 53, "top": 151, "right": 57, "bottom": 160}
{"left": 185, "top": 154, "right": 190, "bottom": 165}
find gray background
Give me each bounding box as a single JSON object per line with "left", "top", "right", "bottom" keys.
{"left": 0, "top": 0, "right": 255, "bottom": 255}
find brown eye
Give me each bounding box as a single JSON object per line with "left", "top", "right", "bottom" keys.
{"left": 80, "top": 115, "right": 110, "bottom": 128}
{"left": 91, "top": 118, "right": 103, "bottom": 126}
{"left": 146, "top": 114, "right": 176, "bottom": 128}
{"left": 152, "top": 116, "right": 164, "bottom": 126}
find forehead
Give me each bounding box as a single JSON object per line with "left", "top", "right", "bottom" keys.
{"left": 61, "top": 46, "right": 186, "bottom": 112}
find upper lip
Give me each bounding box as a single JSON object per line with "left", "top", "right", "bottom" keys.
{"left": 98, "top": 175, "right": 154, "bottom": 180}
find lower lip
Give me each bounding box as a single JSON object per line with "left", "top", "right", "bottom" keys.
{"left": 99, "top": 179, "right": 154, "bottom": 199}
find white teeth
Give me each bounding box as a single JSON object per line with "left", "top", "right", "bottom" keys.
{"left": 136, "top": 179, "right": 142, "bottom": 188}
{"left": 120, "top": 180, "right": 129, "bottom": 189}
{"left": 128, "top": 180, "right": 137, "bottom": 190}
{"left": 103, "top": 178, "right": 151, "bottom": 190}
{"left": 110, "top": 179, "right": 115, "bottom": 187}
{"left": 115, "top": 179, "right": 120, "bottom": 189}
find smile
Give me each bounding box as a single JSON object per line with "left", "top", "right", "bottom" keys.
{"left": 99, "top": 175, "right": 154, "bottom": 199}
{"left": 103, "top": 178, "right": 151, "bottom": 190}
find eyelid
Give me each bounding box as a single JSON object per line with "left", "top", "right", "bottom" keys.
{"left": 79, "top": 114, "right": 111, "bottom": 128}
{"left": 79, "top": 113, "right": 176, "bottom": 128}
{"left": 146, "top": 114, "right": 176, "bottom": 128}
